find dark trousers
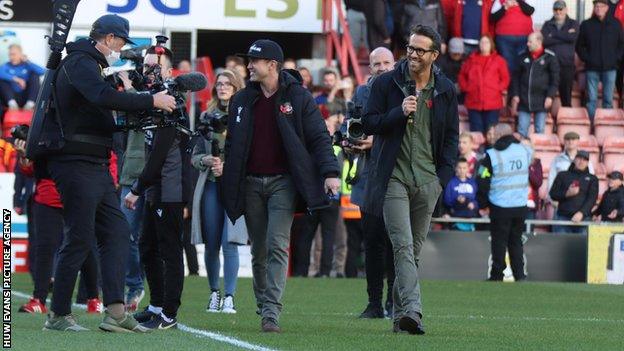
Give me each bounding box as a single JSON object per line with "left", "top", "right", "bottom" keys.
{"left": 140, "top": 201, "right": 185, "bottom": 318}
{"left": 489, "top": 216, "right": 526, "bottom": 281}
{"left": 468, "top": 109, "right": 500, "bottom": 133}
{"left": 345, "top": 219, "right": 364, "bottom": 278}
{"left": 47, "top": 160, "right": 129, "bottom": 316}
{"left": 182, "top": 216, "right": 199, "bottom": 275}
{"left": 294, "top": 200, "right": 339, "bottom": 276}
{"left": 0, "top": 72, "right": 40, "bottom": 106}
{"left": 362, "top": 212, "right": 395, "bottom": 305}
{"left": 559, "top": 65, "right": 576, "bottom": 107}
{"left": 32, "top": 202, "right": 99, "bottom": 304}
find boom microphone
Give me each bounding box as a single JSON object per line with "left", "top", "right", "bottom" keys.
{"left": 173, "top": 72, "right": 208, "bottom": 92}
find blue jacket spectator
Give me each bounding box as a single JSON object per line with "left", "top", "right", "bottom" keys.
{"left": 443, "top": 158, "right": 478, "bottom": 218}
{"left": 0, "top": 44, "right": 45, "bottom": 110}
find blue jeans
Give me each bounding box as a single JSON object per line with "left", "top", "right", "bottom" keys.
{"left": 586, "top": 70, "right": 617, "bottom": 121}
{"left": 517, "top": 111, "right": 546, "bottom": 138}
{"left": 202, "top": 181, "right": 239, "bottom": 296}
{"left": 552, "top": 212, "right": 587, "bottom": 234}
{"left": 120, "top": 185, "right": 144, "bottom": 293}
{"left": 495, "top": 35, "right": 527, "bottom": 75}
{"left": 468, "top": 109, "right": 500, "bottom": 133}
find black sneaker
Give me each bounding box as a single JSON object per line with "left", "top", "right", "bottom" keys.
{"left": 141, "top": 314, "right": 177, "bottom": 330}
{"left": 133, "top": 307, "right": 157, "bottom": 323}
{"left": 399, "top": 312, "right": 425, "bottom": 335}
{"left": 359, "top": 303, "right": 384, "bottom": 319}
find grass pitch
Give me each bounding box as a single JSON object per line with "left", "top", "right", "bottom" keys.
{"left": 7, "top": 273, "right": 624, "bottom": 350}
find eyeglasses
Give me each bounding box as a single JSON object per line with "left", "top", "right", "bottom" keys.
{"left": 406, "top": 45, "right": 436, "bottom": 57}
{"left": 215, "top": 82, "right": 233, "bottom": 89}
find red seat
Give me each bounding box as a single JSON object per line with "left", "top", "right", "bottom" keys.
{"left": 602, "top": 136, "right": 624, "bottom": 172}
{"left": 535, "top": 150, "right": 560, "bottom": 177}
{"left": 594, "top": 108, "right": 624, "bottom": 146}
{"left": 556, "top": 107, "right": 591, "bottom": 144}
{"left": 2, "top": 109, "right": 33, "bottom": 138}
{"left": 596, "top": 163, "right": 608, "bottom": 200}
{"left": 530, "top": 134, "right": 561, "bottom": 152}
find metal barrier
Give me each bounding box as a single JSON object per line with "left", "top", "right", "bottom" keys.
{"left": 430, "top": 217, "right": 620, "bottom": 235}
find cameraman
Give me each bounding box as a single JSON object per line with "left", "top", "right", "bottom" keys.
{"left": 351, "top": 47, "right": 397, "bottom": 319}
{"left": 43, "top": 14, "right": 175, "bottom": 332}
{"left": 124, "top": 46, "right": 191, "bottom": 330}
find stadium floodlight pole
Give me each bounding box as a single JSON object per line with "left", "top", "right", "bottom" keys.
{"left": 25, "top": 0, "right": 81, "bottom": 159}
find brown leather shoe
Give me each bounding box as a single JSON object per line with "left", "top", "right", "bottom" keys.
{"left": 399, "top": 312, "right": 425, "bottom": 335}
{"left": 261, "top": 317, "right": 281, "bottom": 333}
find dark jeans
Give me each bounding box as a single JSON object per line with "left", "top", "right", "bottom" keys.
{"left": 468, "top": 109, "right": 500, "bottom": 133}
{"left": 0, "top": 72, "right": 40, "bottom": 106}
{"left": 559, "top": 65, "right": 575, "bottom": 107}
{"left": 244, "top": 174, "right": 296, "bottom": 321}
{"left": 489, "top": 216, "right": 526, "bottom": 281}
{"left": 345, "top": 219, "right": 364, "bottom": 278}
{"left": 140, "top": 201, "right": 185, "bottom": 318}
{"left": 294, "top": 200, "right": 339, "bottom": 277}
{"left": 552, "top": 212, "right": 587, "bottom": 234}
{"left": 495, "top": 35, "right": 527, "bottom": 75}
{"left": 48, "top": 160, "right": 130, "bottom": 316}
{"left": 119, "top": 185, "right": 144, "bottom": 294}
{"left": 362, "top": 212, "right": 395, "bottom": 306}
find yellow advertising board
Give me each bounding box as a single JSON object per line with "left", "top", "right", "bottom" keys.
{"left": 587, "top": 225, "right": 624, "bottom": 284}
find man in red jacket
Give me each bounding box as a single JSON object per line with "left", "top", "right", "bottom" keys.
{"left": 490, "top": 0, "right": 535, "bottom": 74}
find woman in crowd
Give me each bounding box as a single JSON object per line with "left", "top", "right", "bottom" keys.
{"left": 459, "top": 35, "right": 510, "bottom": 133}
{"left": 191, "top": 70, "right": 245, "bottom": 314}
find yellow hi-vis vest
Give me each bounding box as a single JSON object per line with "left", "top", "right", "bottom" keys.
{"left": 341, "top": 155, "right": 361, "bottom": 219}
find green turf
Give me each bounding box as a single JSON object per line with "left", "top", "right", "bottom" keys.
{"left": 7, "top": 273, "right": 624, "bottom": 350}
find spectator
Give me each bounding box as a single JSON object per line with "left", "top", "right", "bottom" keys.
{"left": 451, "top": 0, "right": 494, "bottom": 54}
{"left": 511, "top": 32, "right": 559, "bottom": 138}
{"left": 346, "top": 0, "right": 369, "bottom": 52}
{"left": 0, "top": 44, "right": 45, "bottom": 110}
{"left": 549, "top": 151, "right": 598, "bottom": 234}
{"left": 458, "top": 132, "right": 478, "bottom": 177}
{"left": 520, "top": 138, "right": 542, "bottom": 219}
{"left": 177, "top": 60, "right": 192, "bottom": 72}
{"left": 612, "top": 0, "right": 624, "bottom": 106}
{"left": 363, "top": 0, "right": 392, "bottom": 49}
{"left": 576, "top": 0, "right": 624, "bottom": 122}
{"left": 315, "top": 69, "right": 347, "bottom": 107}
{"left": 459, "top": 34, "right": 510, "bottom": 133}
{"left": 225, "top": 55, "right": 248, "bottom": 80}
{"left": 490, "top": 0, "right": 535, "bottom": 74}
{"left": 283, "top": 58, "right": 297, "bottom": 70}
{"left": 297, "top": 67, "right": 313, "bottom": 91}
{"left": 436, "top": 37, "right": 464, "bottom": 88}
{"left": 476, "top": 123, "right": 531, "bottom": 281}
{"left": 444, "top": 158, "right": 478, "bottom": 230}
{"left": 593, "top": 171, "right": 624, "bottom": 222}
{"left": 541, "top": 1, "right": 579, "bottom": 108}
{"left": 191, "top": 69, "right": 245, "bottom": 314}
{"left": 399, "top": 1, "right": 448, "bottom": 51}
{"left": 547, "top": 131, "right": 595, "bottom": 193}
{"left": 341, "top": 75, "right": 357, "bottom": 102}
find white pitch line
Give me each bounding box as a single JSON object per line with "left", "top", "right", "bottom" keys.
{"left": 10, "top": 290, "right": 278, "bottom": 351}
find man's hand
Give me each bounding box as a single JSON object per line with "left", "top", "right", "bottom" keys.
{"left": 13, "top": 138, "right": 26, "bottom": 155}
{"left": 402, "top": 96, "right": 418, "bottom": 117}
{"left": 565, "top": 183, "right": 580, "bottom": 198}
{"left": 183, "top": 207, "right": 190, "bottom": 220}
{"left": 571, "top": 211, "right": 584, "bottom": 223}
{"left": 124, "top": 192, "right": 139, "bottom": 210}
{"left": 13, "top": 77, "right": 26, "bottom": 90}
{"left": 152, "top": 91, "right": 176, "bottom": 113}
{"left": 212, "top": 160, "right": 224, "bottom": 177}
{"left": 351, "top": 136, "right": 373, "bottom": 151}
{"left": 201, "top": 155, "right": 214, "bottom": 167}
{"left": 324, "top": 177, "right": 341, "bottom": 196}
{"left": 608, "top": 209, "right": 618, "bottom": 219}
{"left": 544, "top": 97, "right": 553, "bottom": 110}
{"left": 118, "top": 71, "right": 134, "bottom": 91}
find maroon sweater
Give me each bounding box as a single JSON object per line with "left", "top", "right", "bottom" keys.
{"left": 246, "top": 93, "right": 288, "bottom": 175}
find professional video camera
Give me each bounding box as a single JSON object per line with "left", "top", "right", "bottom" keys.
{"left": 115, "top": 35, "right": 207, "bottom": 136}
{"left": 334, "top": 101, "right": 365, "bottom": 147}
{"left": 194, "top": 110, "right": 228, "bottom": 157}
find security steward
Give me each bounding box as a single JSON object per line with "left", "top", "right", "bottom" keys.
{"left": 124, "top": 46, "right": 191, "bottom": 330}
{"left": 43, "top": 14, "right": 177, "bottom": 332}
{"left": 476, "top": 123, "right": 532, "bottom": 282}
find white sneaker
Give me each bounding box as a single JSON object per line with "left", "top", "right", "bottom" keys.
{"left": 206, "top": 291, "right": 220, "bottom": 313}
{"left": 221, "top": 296, "right": 236, "bottom": 314}
{"left": 24, "top": 100, "right": 35, "bottom": 110}
{"left": 8, "top": 100, "right": 18, "bottom": 110}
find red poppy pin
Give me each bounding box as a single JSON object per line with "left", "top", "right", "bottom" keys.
{"left": 426, "top": 99, "right": 433, "bottom": 109}
{"left": 280, "top": 102, "right": 293, "bottom": 115}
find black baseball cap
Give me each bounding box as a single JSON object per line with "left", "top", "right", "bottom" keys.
{"left": 608, "top": 171, "right": 623, "bottom": 180}
{"left": 91, "top": 14, "right": 135, "bottom": 45}
{"left": 575, "top": 150, "right": 590, "bottom": 160}
{"left": 237, "top": 39, "right": 284, "bottom": 63}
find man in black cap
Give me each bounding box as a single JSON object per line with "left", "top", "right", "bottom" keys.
{"left": 43, "top": 14, "right": 176, "bottom": 332}
{"left": 549, "top": 150, "right": 599, "bottom": 234}
{"left": 593, "top": 171, "right": 624, "bottom": 222}
{"left": 222, "top": 39, "right": 340, "bottom": 333}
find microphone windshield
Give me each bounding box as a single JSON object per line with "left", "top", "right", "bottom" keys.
{"left": 174, "top": 72, "right": 208, "bottom": 92}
